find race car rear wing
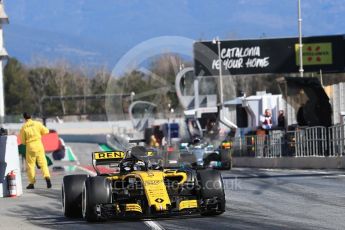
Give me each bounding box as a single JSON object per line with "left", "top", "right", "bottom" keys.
{"left": 92, "top": 151, "right": 126, "bottom": 166}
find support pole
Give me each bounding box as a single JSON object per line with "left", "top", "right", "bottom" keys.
{"left": 298, "top": 0, "right": 304, "bottom": 77}
{"left": 0, "top": 1, "right": 9, "bottom": 124}
{"left": 0, "top": 55, "right": 4, "bottom": 124}
{"left": 217, "top": 39, "right": 224, "bottom": 107}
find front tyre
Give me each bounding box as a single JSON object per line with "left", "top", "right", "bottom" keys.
{"left": 220, "top": 149, "right": 232, "bottom": 170}
{"left": 62, "top": 174, "right": 87, "bottom": 218}
{"left": 197, "top": 169, "right": 226, "bottom": 216}
{"left": 82, "top": 176, "right": 112, "bottom": 222}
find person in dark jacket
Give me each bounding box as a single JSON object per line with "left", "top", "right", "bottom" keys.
{"left": 277, "top": 110, "right": 286, "bottom": 129}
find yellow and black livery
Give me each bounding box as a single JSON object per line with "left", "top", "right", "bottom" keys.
{"left": 62, "top": 146, "right": 225, "bottom": 222}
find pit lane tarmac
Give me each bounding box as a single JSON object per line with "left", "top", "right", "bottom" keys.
{"left": 0, "top": 142, "right": 345, "bottom": 230}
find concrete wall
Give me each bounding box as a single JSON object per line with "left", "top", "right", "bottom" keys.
{"left": 3, "top": 119, "right": 181, "bottom": 135}
{"left": 0, "top": 135, "right": 23, "bottom": 197}
{"left": 4, "top": 121, "right": 127, "bottom": 135}
{"left": 233, "top": 156, "right": 345, "bottom": 169}
{"left": 60, "top": 134, "right": 109, "bottom": 144}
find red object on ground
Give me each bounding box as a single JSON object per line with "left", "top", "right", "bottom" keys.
{"left": 7, "top": 171, "right": 17, "bottom": 198}
{"left": 17, "top": 132, "right": 60, "bottom": 152}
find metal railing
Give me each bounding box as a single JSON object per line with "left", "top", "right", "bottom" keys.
{"left": 294, "top": 126, "right": 327, "bottom": 157}
{"left": 232, "top": 131, "right": 284, "bottom": 158}
{"left": 328, "top": 124, "right": 345, "bottom": 157}
{"left": 232, "top": 125, "right": 341, "bottom": 158}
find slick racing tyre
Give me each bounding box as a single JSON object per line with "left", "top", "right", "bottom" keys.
{"left": 220, "top": 149, "right": 232, "bottom": 170}
{"left": 82, "top": 176, "right": 112, "bottom": 222}
{"left": 197, "top": 169, "right": 226, "bottom": 216}
{"left": 62, "top": 174, "right": 87, "bottom": 218}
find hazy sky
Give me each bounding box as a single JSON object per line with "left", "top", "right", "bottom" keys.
{"left": 4, "top": 0, "right": 345, "bottom": 67}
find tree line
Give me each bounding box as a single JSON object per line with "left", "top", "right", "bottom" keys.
{"left": 6, "top": 54, "right": 343, "bottom": 122}
{"left": 4, "top": 54, "right": 186, "bottom": 121}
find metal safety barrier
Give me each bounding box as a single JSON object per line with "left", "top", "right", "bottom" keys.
{"left": 232, "top": 126, "right": 332, "bottom": 158}
{"left": 294, "top": 126, "right": 327, "bottom": 157}
{"left": 255, "top": 131, "right": 284, "bottom": 158}
{"left": 328, "top": 124, "right": 345, "bottom": 157}
{"left": 232, "top": 131, "right": 284, "bottom": 158}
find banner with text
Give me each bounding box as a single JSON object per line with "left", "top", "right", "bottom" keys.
{"left": 194, "top": 35, "right": 345, "bottom": 76}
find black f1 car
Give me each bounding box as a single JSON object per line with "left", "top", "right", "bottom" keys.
{"left": 62, "top": 146, "right": 226, "bottom": 221}
{"left": 175, "top": 140, "right": 232, "bottom": 170}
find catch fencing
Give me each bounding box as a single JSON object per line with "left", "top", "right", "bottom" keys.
{"left": 233, "top": 125, "right": 345, "bottom": 158}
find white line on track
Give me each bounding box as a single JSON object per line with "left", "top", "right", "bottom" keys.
{"left": 322, "top": 174, "right": 345, "bottom": 178}
{"left": 144, "top": 220, "right": 165, "bottom": 230}
{"left": 70, "top": 146, "right": 80, "bottom": 165}
{"left": 260, "top": 168, "right": 335, "bottom": 174}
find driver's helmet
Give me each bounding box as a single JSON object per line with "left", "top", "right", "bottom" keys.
{"left": 192, "top": 137, "right": 201, "bottom": 145}
{"left": 133, "top": 160, "right": 146, "bottom": 171}
{"left": 120, "top": 160, "right": 133, "bottom": 173}
{"left": 120, "top": 159, "right": 146, "bottom": 172}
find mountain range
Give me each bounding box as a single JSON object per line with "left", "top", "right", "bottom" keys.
{"left": 3, "top": 0, "right": 345, "bottom": 69}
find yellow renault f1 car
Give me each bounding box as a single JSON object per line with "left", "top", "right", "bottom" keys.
{"left": 62, "top": 146, "right": 225, "bottom": 222}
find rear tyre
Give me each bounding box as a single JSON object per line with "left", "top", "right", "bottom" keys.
{"left": 220, "top": 149, "right": 232, "bottom": 170}
{"left": 197, "top": 169, "right": 225, "bottom": 216}
{"left": 62, "top": 174, "right": 87, "bottom": 218}
{"left": 82, "top": 176, "right": 112, "bottom": 222}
